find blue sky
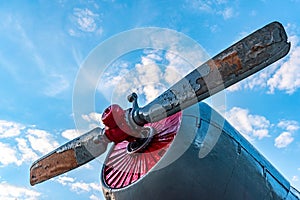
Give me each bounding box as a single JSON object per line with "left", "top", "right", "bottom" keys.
{"left": 0, "top": 0, "right": 300, "bottom": 199}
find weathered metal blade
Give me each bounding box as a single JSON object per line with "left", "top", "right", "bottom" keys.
{"left": 132, "top": 21, "right": 290, "bottom": 125}
{"left": 30, "top": 127, "right": 109, "bottom": 186}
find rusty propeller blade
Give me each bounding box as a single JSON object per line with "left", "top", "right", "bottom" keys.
{"left": 30, "top": 127, "right": 110, "bottom": 186}
{"left": 132, "top": 21, "right": 290, "bottom": 126}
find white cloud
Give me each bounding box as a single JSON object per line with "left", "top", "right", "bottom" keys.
{"left": 74, "top": 8, "right": 98, "bottom": 32}
{"left": 56, "top": 176, "right": 75, "bottom": 186}
{"left": 0, "top": 119, "right": 61, "bottom": 166}
{"left": 0, "top": 120, "right": 25, "bottom": 138}
{"left": 252, "top": 129, "right": 269, "bottom": 139}
{"left": 99, "top": 50, "right": 196, "bottom": 105}
{"left": 61, "top": 129, "right": 82, "bottom": 140}
{"left": 226, "top": 82, "right": 242, "bottom": 92}
{"left": 54, "top": 174, "right": 102, "bottom": 194}
{"left": 82, "top": 114, "right": 91, "bottom": 122}
{"left": 55, "top": 175, "right": 101, "bottom": 194}
{"left": 277, "top": 120, "right": 300, "bottom": 132}
{"left": 26, "top": 129, "right": 59, "bottom": 155}
{"left": 71, "top": 182, "right": 91, "bottom": 192}
{"left": 226, "top": 62, "right": 278, "bottom": 92}
{"left": 81, "top": 112, "right": 104, "bottom": 129}
{"left": 0, "top": 182, "right": 40, "bottom": 200}
{"left": 246, "top": 65, "right": 278, "bottom": 90}
{"left": 16, "top": 138, "right": 39, "bottom": 163}
{"left": 267, "top": 35, "right": 300, "bottom": 94}
{"left": 98, "top": 53, "right": 164, "bottom": 104}
{"left": 89, "top": 182, "right": 102, "bottom": 191}
{"left": 0, "top": 142, "right": 21, "bottom": 166}
{"left": 70, "top": 8, "right": 102, "bottom": 36}
{"left": 90, "top": 194, "right": 101, "bottom": 200}
{"left": 275, "top": 132, "right": 294, "bottom": 148}
{"left": 82, "top": 112, "right": 103, "bottom": 123}
{"left": 226, "top": 107, "right": 270, "bottom": 141}
{"left": 273, "top": 119, "right": 299, "bottom": 148}
{"left": 70, "top": 181, "right": 102, "bottom": 193}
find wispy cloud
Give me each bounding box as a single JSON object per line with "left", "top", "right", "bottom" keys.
{"left": 0, "top": 182, "right": 40, "bottom": 200}
{"left": 0, "top": 14, "right": 47, "bottom": 74}
{"left": 69, "top": 8, "right": 103, "bottom": 36}
{"left": 43, "top": 73, "right": 70, "bottom": 97}
{"left": 226, "top": 107, "right": 271, "bottom": 141}
{"left": 54, "top": 175, "right": 101, "bottom": 194}
{"left": 0, "top": 13, "right": 71, "bottom": 97}
{"left": 187, "top": 0, "right": 237, "bottom": 20}
{"left": 218, "top": 7, "right": 234, "bottom": 20}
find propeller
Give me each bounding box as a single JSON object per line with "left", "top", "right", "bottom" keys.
{"left": 30, "top": 21, "right": 290, "bottom": 186}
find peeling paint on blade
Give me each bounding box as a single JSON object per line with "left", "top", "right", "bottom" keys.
{"left": 30, "top": 127, "right": 108, "bottom": 186}
{"left": 30, "top": 149, "right": 78, "bottom": 185}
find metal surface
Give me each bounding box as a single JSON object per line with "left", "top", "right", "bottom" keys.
{"left": 132, "top": 21, "right": 290, "bottom": 125}
{"left": 102, "top": 103, "right": 300, "bottom": 200}
{"left": 30, "top": 127, "right": 109, "bottom": 185}
{"left": 126, "top": 126, "right": 155, "bottom": 154}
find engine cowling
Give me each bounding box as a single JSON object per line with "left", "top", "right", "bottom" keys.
{"left": 101, "top": 102, "right": 300, "bottom": 200}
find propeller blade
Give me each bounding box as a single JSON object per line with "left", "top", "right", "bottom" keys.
{"left": 30, "top": 127, "right": 110, "bottom": 186}
{"left": 132, "top": 21, "right": 290, "bottom": 125}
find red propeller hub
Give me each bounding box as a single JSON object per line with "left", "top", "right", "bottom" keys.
{"left": 102, "top": 104, "right": 135, "bottom": 143}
